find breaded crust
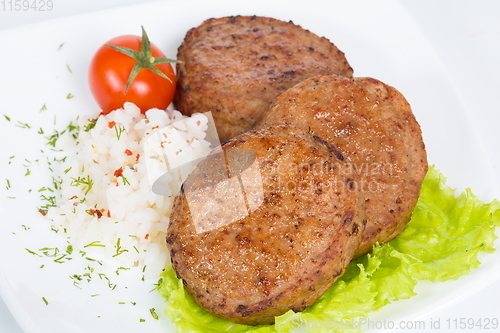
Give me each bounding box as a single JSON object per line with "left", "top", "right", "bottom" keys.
{"left": 175, "top": 15, "right": 353, "bottom": 142}
{"left": 257, "top": 75, "right": 428, "bottom": 257}
{"left": 166, "top": 125, "right": 365, "bottom": 325}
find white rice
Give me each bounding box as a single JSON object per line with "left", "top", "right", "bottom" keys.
{"left": 46, "top": 102, "right": 212, "bottom": 279}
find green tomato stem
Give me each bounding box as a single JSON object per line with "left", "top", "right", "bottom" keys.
{"left": 105, "top": 26, "right": 180, "bottom": 94}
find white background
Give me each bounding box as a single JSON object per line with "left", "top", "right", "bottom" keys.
{"left": 1, "top": 0, "right": 499, "bottom": 332}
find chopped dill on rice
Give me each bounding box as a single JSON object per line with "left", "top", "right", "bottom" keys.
{"left": 45, "top": 102, "right": 212, "bottom": 280}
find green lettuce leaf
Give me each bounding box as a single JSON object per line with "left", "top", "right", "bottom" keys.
{"left": 157, "top": 166, "right": 500, "bottom": 333}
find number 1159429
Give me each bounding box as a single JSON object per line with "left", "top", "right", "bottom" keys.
{"left": 446, "top": 318, "right": 499, "bottom": 330}
{"left": 1, "top": 0, "right": 53, "bottom": 11}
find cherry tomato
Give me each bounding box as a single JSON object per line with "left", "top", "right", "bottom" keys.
{"left": 88, "top": 27, "right": 177, "bottom": 114}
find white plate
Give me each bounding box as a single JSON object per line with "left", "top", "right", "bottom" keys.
{"left": 0, "top": 1, "right": 499, "bottom": 333}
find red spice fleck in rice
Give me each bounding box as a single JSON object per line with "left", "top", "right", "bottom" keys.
{"left": 113, "top": 167, "right": 123, "bottom": 177}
